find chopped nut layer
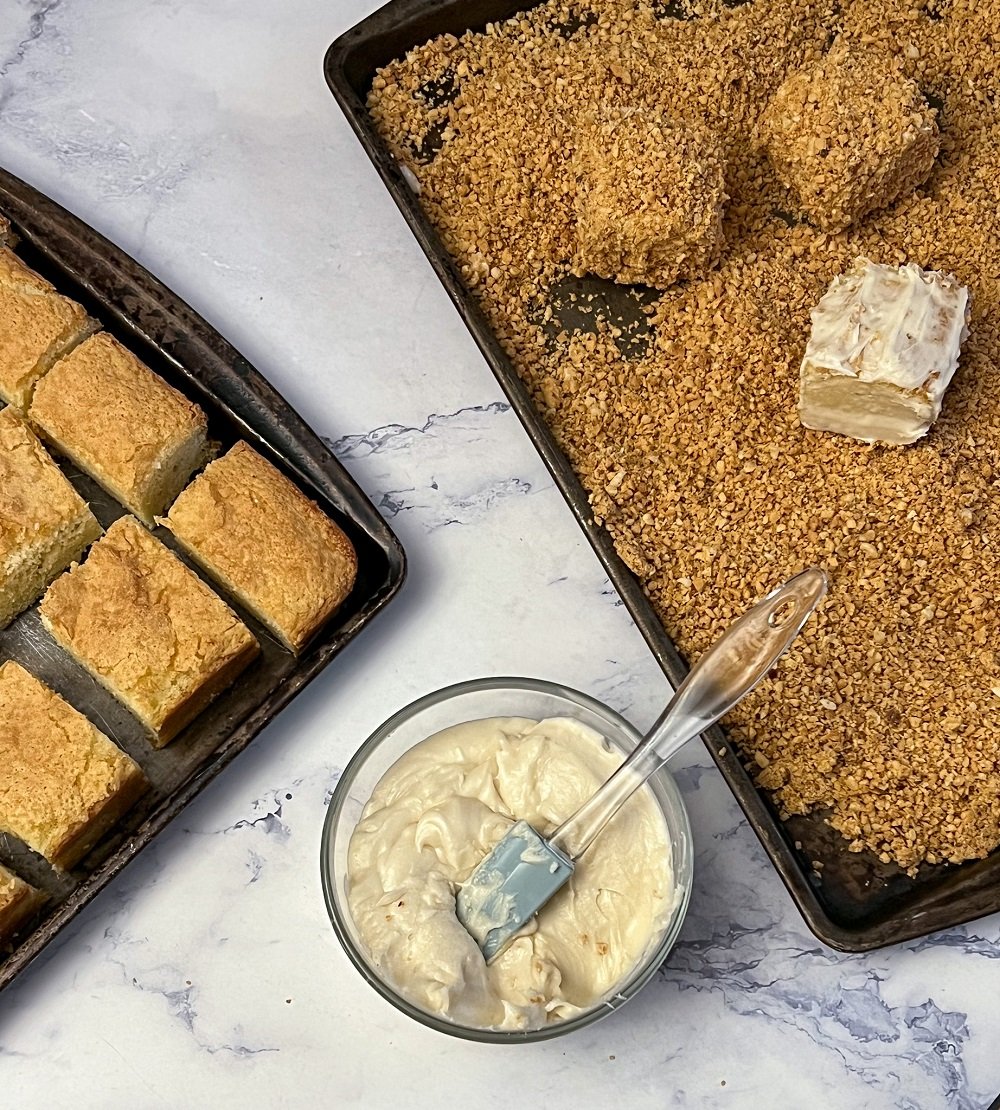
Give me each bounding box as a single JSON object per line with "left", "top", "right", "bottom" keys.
{"left": 370, "top": 0, "right": 1000, "bottom": 872}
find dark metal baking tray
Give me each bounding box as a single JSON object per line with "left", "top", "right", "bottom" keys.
{"left": 0, "top": 167, "right": 406, "bottom": 989}
{"left": 324, "top": 0, "right": 1000, "bottom": 952}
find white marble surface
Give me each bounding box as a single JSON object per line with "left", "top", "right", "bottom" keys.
{"left": 1, "top": 2, "right": 998, "bottom": 1107}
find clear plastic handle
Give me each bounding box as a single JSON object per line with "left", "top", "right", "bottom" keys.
{"left": 549, "top": 568, "right": 828, "bottom": 861}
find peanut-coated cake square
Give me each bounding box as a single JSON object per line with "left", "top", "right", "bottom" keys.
{"left": 761, "top": 40, "right": 939, "bottom": 231}
{"left": 571, "top": 110, "right": 727, "bottom": 289}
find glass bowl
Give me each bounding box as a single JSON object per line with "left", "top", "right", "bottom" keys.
{"left": 320, "top": 676, "right": 694, "bottom": 1043}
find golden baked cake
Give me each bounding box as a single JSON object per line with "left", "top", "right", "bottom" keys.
{"left": 163, "top": 441, "right": 358, "bottom": 652}
{"left": 39, "top": 516, "right": 260, "bottom": 745}
{"left": 0, "top": 661, "right": 147, "bottom": 870}
{"left": 0, "top": 407, "right": 102, "bottom": 629}
{"left": 0, "top": 248, "right": 95, "bottom": 410}
{"left": 0, "top": 863, "right": 40, "bottom": 944}
{"left": 30, "top": 332, "right": 209, "bottom": 525}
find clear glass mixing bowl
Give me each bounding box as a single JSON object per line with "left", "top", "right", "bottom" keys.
{"left": 320, "top": 676, "right": 693, "bottom": 1043}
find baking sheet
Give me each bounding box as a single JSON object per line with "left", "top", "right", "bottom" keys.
{"left": 0, "top": 167, "right": 406, "bottom": 988}
{"left": 324, "top": 0, "right": 1000, "bottom": 952}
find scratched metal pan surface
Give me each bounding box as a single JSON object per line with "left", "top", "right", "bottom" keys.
{"left": 324, "top": 0, "right": 1000, "bottom": 952}
{"left": 0, "top": 167, "right": 406, "bottom": 990}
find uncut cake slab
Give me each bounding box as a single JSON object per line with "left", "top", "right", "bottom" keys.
{"left": 327, "top": 0, "right": 1000, "bottom": 949}
{"left": 0, "top": 168, "right": 405, "bottom": 990}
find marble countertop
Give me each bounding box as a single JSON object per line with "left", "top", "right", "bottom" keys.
{"left": 1, "top": 2, "right": 997, "bottom": 1107}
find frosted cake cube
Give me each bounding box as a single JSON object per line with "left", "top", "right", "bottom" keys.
{"left": 798, "top": 257, "right": 971, "bottom": 446}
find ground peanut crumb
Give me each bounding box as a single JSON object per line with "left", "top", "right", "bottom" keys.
{"left": 369, "top": 0, "right": 1000, "bottom": 874}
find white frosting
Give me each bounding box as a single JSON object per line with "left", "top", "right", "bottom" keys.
{"left": 799, "top": 257, "right": 971, "bottom": 445}
{"left": 346, "top": 716, "right": 673, "bottom": 1031}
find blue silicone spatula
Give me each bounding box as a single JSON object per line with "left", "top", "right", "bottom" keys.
{"left": 456, "top": 567, "right": 828, "bottom": 962}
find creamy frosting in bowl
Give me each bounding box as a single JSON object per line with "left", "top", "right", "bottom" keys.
{"left": 321, "top": 679, "right": 693, "bottom": 1042}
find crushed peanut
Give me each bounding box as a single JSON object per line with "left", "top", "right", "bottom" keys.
{"left": 368, "top": 0, "right": 1000, "bottom": 873}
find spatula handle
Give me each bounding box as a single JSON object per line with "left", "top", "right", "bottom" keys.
{"left": 548, "top": 568, "right": 828, "bottom": 861}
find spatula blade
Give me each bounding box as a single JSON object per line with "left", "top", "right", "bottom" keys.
{"left": 456, "top": 820, "right": 575, "bottom": 962}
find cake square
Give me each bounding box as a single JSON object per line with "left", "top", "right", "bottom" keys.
{"left": 798, "top": 257, "right": 971, "bottom": 445}
{"left": 0, "top": 406, "right": 102, "bottom": 629}
{"left": 571, "top": 110, "right": 726, "bottom": 289}
{"left": 0, "top": 248, "right": 95, "bottom": 409}
{"left": 0, "top": 661, "right": 147, "bottom": 870}
{"left": 29, "top": 332, "right": 210, "bottom": 525}
{"left": 39, "top": 516, "right": 260, "bottom": 745}
{"left": 0, "top": 863, "right": 40, "bottom": 944}
{"left": 163, "top": 442, "right": 358, "bottom": 652}
{"left": 761, "top": 40, "right": 939, "bottom": 232}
